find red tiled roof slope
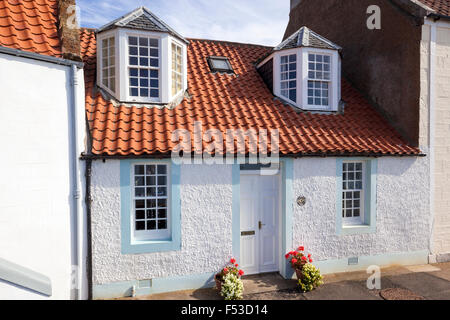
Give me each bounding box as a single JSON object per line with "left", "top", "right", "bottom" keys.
{"left": 418, "top": 0, "right": 450, "bottom": 16}
{"left": 0, "top": 0, "right": 62, "bottom": 57}
{"left": 80, "top": 28, "right": 420, "bottom": 157}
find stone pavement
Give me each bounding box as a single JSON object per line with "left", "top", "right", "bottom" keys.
{"left": 121, "top": 263, "right": 450, "bottom": 300}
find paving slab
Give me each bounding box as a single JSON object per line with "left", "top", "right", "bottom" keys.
{"left": 302, "top": 280, "right": 382, "bottom": 300}
{"left": 385, "top": 272, "right": 450, "bottom": 299}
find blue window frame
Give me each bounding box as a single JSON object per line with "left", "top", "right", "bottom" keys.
{"left": 336, "top": 158, "right": 377, "bottom": 235}
{"left": 120, "top": 159, "right": 181, "bottom": 254}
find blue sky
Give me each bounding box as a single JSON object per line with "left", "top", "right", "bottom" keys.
{"left": 77, "top": 0, "right": 290, "bottom": 46}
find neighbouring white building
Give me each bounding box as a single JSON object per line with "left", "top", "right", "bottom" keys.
{"left": 0, "top": 0, "right": 88, "bottom": 299}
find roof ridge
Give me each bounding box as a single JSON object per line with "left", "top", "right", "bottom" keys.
{"left": 187, "top": 38, "right": 273, "bottom": 49}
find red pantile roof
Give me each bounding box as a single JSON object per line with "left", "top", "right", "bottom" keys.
{"left": 80, "top": 28, "right": 420, "bottom": 157}
{"left": 417, "top": 0, "right": 450, "bottom": 17}
{"left": 0, "top": 0, "right": 62, "bottom": 57}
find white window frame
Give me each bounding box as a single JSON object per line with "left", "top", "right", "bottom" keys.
{"left": 279, "top": 53, "right": 297, "bottom": 104}
{"left": 342, "top": 161, "right": 365, "bottom": 226}
{"left": 97, "top": 30, "right": 118, "bottom": 97}
{"left": 125, "top": 32, "right": 162, "bottom": 103}
{"left": 301, "top": 48, "right": 339, "bottom": 111}
{"left": 131, "top": 162, "right": 171, "bottom": 241}
{"left": 306, "top": 53, "right": 331, "bottom": 108}
{"left": 100, "top": 36, "right": 116, "bottom": 94}
{"left": 171, "top": 40, "right": 184, "bottom": 97}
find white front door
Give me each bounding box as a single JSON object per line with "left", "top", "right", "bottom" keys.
{"left": 240, "top": 173, "right": 280, "bottom": 275}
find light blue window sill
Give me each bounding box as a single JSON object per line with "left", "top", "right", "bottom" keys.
{"left": 341, "top": 224, "right": 376, "bottom": 236}
{"left": 124, "top": 238, "right": 181, "bottom": 255}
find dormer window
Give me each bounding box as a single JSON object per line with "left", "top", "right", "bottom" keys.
{"left": 96, "top": 7, "right": 188, "bottom": 105}
{"left": 280, "top": 54, "right": 297, "bottom": 103}
{"left": 307, "top": 53, "right": 331, "bottom": 107}
{"left": 128, "top": 36, "right": 160, "bottom": 100}
{"left": 171, "top": 41, "right": 183, "bottom": 96}
{"left": 101, "top": 37, "right": 116, "bottom": 93}
{"left": 257, "top": 26, "right": 342, "bottom": 112}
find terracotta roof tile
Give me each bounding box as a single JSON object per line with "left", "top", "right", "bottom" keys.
{"left": 418, "top": 0, "right": 450, "bottom": 16}
{"left": 0, "top": 0, "right": 62, "bottom": 57}
{"left": 80, "top": 28, "right": 420, "bottom": 157}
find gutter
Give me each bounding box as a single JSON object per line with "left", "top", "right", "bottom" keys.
{"left": 80, "top": 152, "right": 427, "bottom": 161}
{"left": 0, "top": 46, "right": 83, "bottom": 68}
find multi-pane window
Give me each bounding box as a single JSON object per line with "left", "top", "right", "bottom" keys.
{"left": 280, "top": 54, "right": 297, "bottom": 103}
{"left": 101, "top": 37, "right": 115, "bottom": 93}
{"left": 171, "top": 42, "right": 183, "bottom": 96}
{"left": 307, "top": 53, "right": 331, "bottom": 107}
{"left": 129, "top": 36, "right": 159, "bottom": 99}
{"left": 342, "top": 162, "right": 364, "bottom": 224}
{"left": 133, "top": 164, "right": 169, "bottom": 240}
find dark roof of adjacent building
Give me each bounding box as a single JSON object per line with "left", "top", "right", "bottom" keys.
{"left": 80, "top": 28, "right": 420, "bottom": 157}
{"left": 96, "top": 6, "right": 188, "bottom": 44}
{"left": 274, "top": 26, "right": 341, "bottom": 51}
{"left": 417, "top": 0, "right": 450, "bottom": 17}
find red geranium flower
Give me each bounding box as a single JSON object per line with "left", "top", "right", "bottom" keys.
{"left": 298, "top": 246, "right": 304, "bottom": 251}
{"left": 308, "top": 253, "right": 311, "bottom": 258}
{"left": 235, "top": 264, "right": 239, "bottom": 267}
{"left": 289, "top": 251, "right": 295, "bottom": 256}
{"left": 285, "top": 254, "right": 290, "bottom": 259}
{"left": 291, "top": 258, "right": 298, "bottom": 264}
{"left": 239, "top": 270, "right": 244, "bottom": 276}
{"left": 309, "top": 258, "right": 313, "bottom": 263}
{"left": 230, "top": 258, "right": 236, "bottom": 264}
{"left": 223, "top": 268, "right": 229, "bottom": 274}
{"left": 301, "top": 256, "right": 307, "bottom": 261}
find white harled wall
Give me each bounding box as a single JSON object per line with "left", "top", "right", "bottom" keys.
{"left": 91, "top": 155, "right": 430, "bottom": 290}
{"left": 0, "top": 53, "right": 87, "bottom": 300}
{"left": 292, "top": 157, "right": 430, "bottom": 261}
{"left": 91, "top": 161, "right": 234, "bottom": 284}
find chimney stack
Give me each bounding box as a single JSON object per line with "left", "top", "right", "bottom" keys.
{"left": 58, "top": 0, "right": 81, "bottom": 61}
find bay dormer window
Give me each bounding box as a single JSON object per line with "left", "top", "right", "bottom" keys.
{"left": 96, "top": 7, "right": 188, "bottom": 105}
{"left": 128, "top": 36, "right": 160, "bottom": 100}
{"left": 280, "top": 54, "right": 297, "bottom": 103}
{"left": 307, "top": 53, "right": 331, "bottom": 108}
{"left": 171, "top": 41, "right": 183, "bottom": 96}
{"left": 257, "top": 26, "right": 342, "bottom": 113}
{"left": 101, "top": 36, "right": 116, "bottom": 94}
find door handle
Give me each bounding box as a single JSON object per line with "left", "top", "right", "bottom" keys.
{"left": 259, "top": 221, "right": 265, "bottom": 230}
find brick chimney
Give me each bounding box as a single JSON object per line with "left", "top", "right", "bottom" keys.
{"left": 58, "top": 0, "right": 81, "bottom": 61}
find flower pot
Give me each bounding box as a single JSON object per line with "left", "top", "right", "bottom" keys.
{"left": 295, "top": 268, "right": 304, "bottom": 281}
{"left": 215, "top": 274, "right": 223, "bottom": 292}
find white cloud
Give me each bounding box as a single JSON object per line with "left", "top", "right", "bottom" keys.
{"left": 77, "top": 0, "right": 290, "bottom": 46}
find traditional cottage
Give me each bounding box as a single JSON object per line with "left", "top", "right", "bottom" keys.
{"left": 79, "top": 7, "right": 430, "bottom": 299}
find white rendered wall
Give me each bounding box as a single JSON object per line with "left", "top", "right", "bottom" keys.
{"left": 421, "top": 20, "right": 450, "bottom": 261}
{"left": 0, "top": 54, "right": 87, "bottom": 299}
{"left": 292, "top": 157, "right": 430, "bottom": 261}
{"left": 91, "top": 161, "right": 233, "bottom": 285}
{"left": 91, "top": 156, "right": 429, "bottom": 286}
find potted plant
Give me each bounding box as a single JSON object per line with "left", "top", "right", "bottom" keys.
{"left": 285, "top": 246, "right": 323, "bottom": 292}
{"left": 215, "top": 258, "right": 245, "bottom": 298}
{"left": 285, "top": 246, "right": 313, "bottom": 280}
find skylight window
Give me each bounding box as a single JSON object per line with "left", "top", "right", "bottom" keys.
{"left": 208, "top": 56, "right": 234, "bottom": 73}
